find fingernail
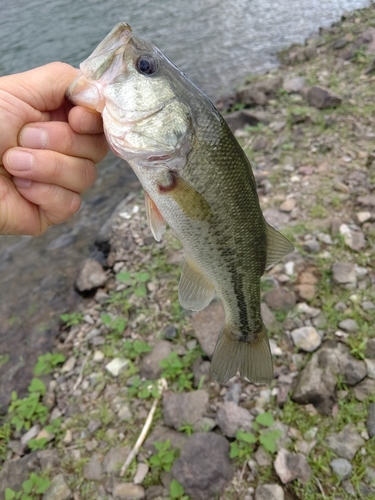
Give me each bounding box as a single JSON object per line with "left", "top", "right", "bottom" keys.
{"left": 20, "top": 127, "right": 47, "bottom": 149}
{"left": 13, "top": 177, "right": 32, "bottom": 188}
{"left": 80, "top": 111, "right": 96, "bottom": 133}
{"left": 7, "top": 150, "right": 34, "bottom": 171}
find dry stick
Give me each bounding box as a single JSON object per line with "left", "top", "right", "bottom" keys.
{"left": 120, "top": 378, "right": 168, "bottom": 477}
{"left": 70, "top": 352, "right": 90, "bottom": 393}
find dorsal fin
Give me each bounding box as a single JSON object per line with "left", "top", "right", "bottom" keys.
{"left": 179, "top": 257, "right": 215, "bottom": 311}
{"left": 144, "top": 192, "right": 166, "bottom": 242}
{"left": 265, "top": 222, "right": 294, "bottom": 269}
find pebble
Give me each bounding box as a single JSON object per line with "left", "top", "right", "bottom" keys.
{"left": 105, "top": 358, "right": 129, "bottom": 377}
{"left": 365, "top": 359, "right": 375, "bottom": 379}
{"left": 332, "top": 263, "right": 356, "bottom": 285}
{"left": 134, "top": 463, "right": 149, "bottom": 484}
{"left": 264, "top": 288, "right": 296, "bottom": 311}
{"left": 20, "top": 424, "right": 41, "bottom": 446}
{"left": 63, "top": 429, "right": 73, "bottom": 445}
{"left": 326, "top": 424, "right": 365, "bottom": 460}
{"left": 162, "top": 390, "right": 209, "bottom": 431}
{"left": 112, "top": 482, "right": 145, "bottom": 500}
{"left": 61, "top": 356, "right": 76, "bottom": 373}
{"left": 103, "top": 446, "right": 130, "bottom": 474}
{"left": 93, "top": 350, "right": 105, "bottom": 362}
{"left": 274, "top": 448, "right": 311, "bottom": 484}
{"left": 367, "top": 403, "right": 375, "bottom": 438}
{"left": 118, "top": 404, "right": 133, "bottom": 421}
{"left": 75, "top": 258, "right": 107, "bottom": 292}
{"left": 191, "top": 301, "right": 224, "bottom": 357}
{"left": 42, "top": 474, "right": 71, "bottom": 500}
{"left": 216, "top": 401, "right": 253, "bottom": 437}
{"left": 357, "top": 211, "right": 371, "bottom": 223}
{"left": 83, "top": 456, "right": 103, "bottom": 481}
{"left": 353, "top": 378, "right": 375, "bottom": 401}
{"left": 338, "top": 319, "right": 358, "bottom": 333}
{"left": 330, "top": 458, "right": 353, "bottom": 481}
{"left": 303, "top": 240, "right": 320, "bottom": 253}
{"left": 140, "top": 341, "right": 172, "bottom": 380}
{"left": 291, "top": 326, "right": 322, "bottom": 352}
{"left": 279, "top": 198, "right": 296, "bottom": 212}
{"left": 255, "top": 483, "right": 284, "bottom": 500}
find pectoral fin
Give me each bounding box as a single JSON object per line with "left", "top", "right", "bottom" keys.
{"left": 144, "top": 192, "right": 166, "bottom": 242}
{"left": 265, "top": 222, "right": 294, "bottom": 269}
{"left": 179, "top": 257, "right": 215, "bottom": 311}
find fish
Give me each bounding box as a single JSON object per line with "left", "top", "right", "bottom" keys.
{"left": 67, "top": 23, "right": 294, "bottom": 384}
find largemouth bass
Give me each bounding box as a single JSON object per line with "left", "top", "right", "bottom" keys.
{"left": 67, "top": 23, "right": 293, "bottom": 384}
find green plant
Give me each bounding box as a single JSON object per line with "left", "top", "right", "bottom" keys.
{"left": 127, "top": 376, "right": 161, "bottom": 399}
{"left": 34, "top": 352, "right": 66, "bottom": 376}
{"left": 178, "top": 423, "right": 194, "bottom": 436}
{"left": 59, "top": 311, "right": 83, "bottom": 327}
{"left": 0, "top": 422, "right": 11, "bottom": 461}
{"left": 101, "top": 313, "right": 128, "bottom": 337}
{"left": 122, "top": 339, "right": 152, "bottom": 359}
{"left": 8, "top": 379, "right": 48, "bottom": 432}
{"left": 116, "top": 270, "right": 151, "bottom": 298}
{"left": 169, "top": 479, "right": 187, "bottom": 499}
{"left": 148, "top": 439, "right": 179, "bottom": 473}
{"left": 5, "top": 472, "right": 51, "bottom": 500}
{"left": 159, "top": 348, "right": 200, "bottom": 391}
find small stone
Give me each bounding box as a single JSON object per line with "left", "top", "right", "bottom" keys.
{"left": 296, "top": 302, "right": 321, "bottom": 318}
{"left": 103, "top": 446, "right": 130, "bottom": 474}
{"left": 61, "top": 356, "right": 76, "bottom": 373}
{"left": 140, "top": 341, "right": 172, "bottom": 380}
{"left": 283, "top": 77, "right": 306, "bottom": 93}
{"left": 112, "top": 482, "right": 145, "bottom": 500}
{"left": 354, "top": 378, "right": 375, "bottom": 401}
{"left": 42, "top": 474, "right": 71, "bottom": 500}
{"left": 105, "top": 358, "right": 129, "bottom": 377}
{"left": 279, "top": 198, "right": 296, "bottom": 212}
{"left": 164, "top": 325, "right": 177, "bottom": 340}
{"left": 225, "top": 110, "right": 261, "bottom": 132}
{"left": 362, "top": 301, "right": 375, "bottom": 312}
{"left": 330, "top": 458, "right": 353, "bottom": 481}
{"left": 254, "top": 447, "right": 272, "bottom": 467}
{"left": 93, "top": 350, "right": 105, "bottom": 362}
{"left": 367, "top": 403, "right": 375, "bottom": 438}
{"left": 291, "top": 326, "right": 321, "bottom": 352}
{"left": 332, "top": 263, "right": 356, "bottom": 285}
{"left": 83, "top": 456, "right": 103, "bottom": 481}
{"left": 36, "top": 428, "right": 54, "bottom": 442}
{"left": 191, "top": 301, "right": 224, "bottom": 357}
{"left": 63, "top": 429, "right": 73, "bottom": 445}
{"left": 224, "top": 383, "right": 242, "bottom": 404}
{"left": 37, "top": 449, "right": 59, "bottom": 470}
{"left": 358, "top": 195, "right": 375, "bottom": 207}
{"left": 338, "top": 319, "right": 358, "bottom": 333}
{"left": 365, "top": 338, "right": 375, "bottom": 358}
{"left": 294, "top": 284, "right": 316, "bottom": 300}
{"left": 134, "top": 463, "right": 149, "bottom": 485}
{"left": 172, "top": 432, "right": 233, "bottom": 500}
{"left": 20, "top": 424, "right": 41, "bottom": 445}
{"left": 274, "top": 448, "right": 311, "bottom": 484}
{"left": 76, "top": 258, "right": 107, "bottom": 292}
{"left": 118, "top": 404, "right": 133, "bottom": 421}
{"left": 261, "top": 302, "right": 276, "bottom": 330}
{"left": 366, "top": 359, "right": 375, "bottom": 379}
{"left": 306, "top": 86, "right": 342, "bottom": 109}
{"left": 264, "top": 288, "right": 296, "bottom": 311}
{"left": 326, "top": 424, "right": 365, "bottom": 460}
{"left": 216, "top": 401, "right": 253, "bottom": 437}
{"left": 162, "top": 390, "right": 209, "bottom": 431}
{"left": 357, "top": 211, "right": 371, "bottom": 224}
{"left": 255, "top": 483, "right": 284, "bottom": 500}
{"left": 303, "top": 240, "right": 320, "bottom": 253}
{"left": 144, "top": 425, "right": 188, "bottom": 454}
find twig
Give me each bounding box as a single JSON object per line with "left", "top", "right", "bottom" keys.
{"left": 70, "top": 352, "right": 90, "bottom": 393}
{"left": 315, "top": 477, "right": 326, "bottom": 498}
{"left": 120, "top": 378, "right": 167, "bottom": 477}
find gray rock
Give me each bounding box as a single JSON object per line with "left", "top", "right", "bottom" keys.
{"left": 365, "top": 339, "right": 375, "bottom": 358}
{"left": 83, "top": 456, "right": 103, "bottom": 481}
{"left": 144, "top": 425, "right": 188, "bottom": 454}
{"left": 326, "top": 424, "right": 365, "bottom": 460}
{"left": 192, "top": 359, "right": 211, "bottom": 388}
{"left": 191, "top": 301, "right": 224, "bottom": 357}
{"left": 274, "top": 448, "right": 311, "bottom": 484}
{"left": 42, "top": 474, "right": 71, "bottom": 500}
{"left": 163, "top": 390, "right": 209, "bottom": 431}
{"left": 263, "top": 208, "right": 290, "bottom": 230}
{"left": 354, "top": 378, "right": 375, "bottom": 401}
{"left": 367, "top": 403, "right": 375, "bottom": 438}
{"left": 37, "top": 449, "right": 60, "bottom": 470}
{"left": 261, "top": 302, "right": 276, "bottom": 330}
{"left": 255, "top": 484, "right": 284, "bottom": 500}
{"left": 365, "top": 359, "right": 375, "bottom": 379}
{"left": 224, "top": 110, "right": 261, "bottom": 132}
{"left": 172, "top": 432, "right": 233, "bottom": 500}
{"left": 164, "top": 325, "right": 177, "bottom": 340}
{"left": 332, "top": 263, "right": 356, "bottom": 285}
{"left": 306, "top": 86, "right": 342, "bottom": 109}
{"left": 303, "top": 240, "right": 320, "bottom": 253}
{"left": 224, "top": 382, "right": 242, "bottom": 405}
{"left": 145, "top": 485, "right": 165, "bottom": 499}
{"left": 358, "top": 195, "right": 375, "bottom": 207}
{"left": 103, "top": 446, "right": 130, "bottom": 474}
{"left": 264, "top": 288, "right": 296, "bottom": 311}
{"left": 21, "top": 424, "right": 41, "bottom": 445}
{"left": 216, "top": 401, "right": 253, "bottom": 437}
{"left": 76, "top": 258, "right": 107, "bottom": 292}
{"left": 254, "top": 447, "right": 272, "bottom": 467}
{"left": 105, "top": 358, "right": 129, "bottom": 377}
{"left": 140, "top": 341, "right": 172, "bottom": 380}
{"left": 283, "top": 77, "right": 306, "bottom": 93}
{"left": 338, "top": 319, "right": 358, "bottom": 333}
{"left": 112, "top": 482, "right": 145, "bottom": 500}
{"left": 0, "top": 453, "right": 39, "bottom": 498}
{"left": 331, "top": 458, "right": 353, "bottom": 481}
{"left": 291, "top": 326, "right": 322, "bottom": 352}
{"left": 134, "top": 463, "right": 149, "bottom": 485}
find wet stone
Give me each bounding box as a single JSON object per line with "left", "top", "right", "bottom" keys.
{"left": 255, "top": 483, "right": 284, "bottom": 500}
{"left": 326, "top": 424, "right": 365, "bottom": 460}
{"left": 172, "top": 432, "right": 233, "bottom": 500}
{"left": 274, "top": 448, "right": 311, "bottom": 484}
{"left": 42, "top": 474, "right": 71, "bottom": 500}
{"left": 331, "top": 458, "right": 353, "bottom": 481}
{"left": 216, "top": 401, "right": 253, "bottom": 437}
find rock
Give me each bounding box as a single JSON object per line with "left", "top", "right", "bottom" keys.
{"left": 344, "top": 230, "right": 366, "bottom": 251}
{"left": 224, "top": 110, "right": 261, "bottom": 132}
{"left": 105, "top": 358, "right": 129, "bottom": 377}
{"left": 162, "top": 390, "right": 209, "bottom": 431}
{"left": 216, "top": 401, "right": 253, "bottom": 437}
{"left": 264, "top": 288, "right": 296, "bottom": 311}
{"left": 263, "top": 208, "right": 290, "bottom": 230}
{"left": 367, "top": 403, "right": 375, "bottom": 438}
{"left": 326, "top": 424, "right": 365, "bottom": 460}
{"left": 93, "top": 350, "right": 105, "bottom": 362}
{"left": 171, "top": 432, "right": 233, "bottom": 500}
{"left": 164, "top": 325, "right": 177, "bottom": 340}
{"left": 330, "top": 458, "right": 353, "bottom": 481}
{"left": 191, "top": 301, "right": 224, "bottom": 357}
{"left": 118, "top": 404, "right": 133, "bottom": 421}
{"left": 236, "top": 77, "right": 282, "bottom": 106}
{"left": 192, "top": 359, "right": 211, "bottom": 388}
{"left": 353, "top": 378, "right": 375, "bottom": 401}
{"left": 112, "top": 482, "right": 145, "bottom": 500}
{"left": 358, "top": 195, "right": 375, "bottom": 207}
{"left": 75, "top": 258, "right": 107, "bottom": 292}
{"left": 357, "top": 211, "right": 371, "bottom": 224}
{"left": 255, "top": 483, "right": 284, "bottom": 500}
{"left": 365, "top": 339, "right": 375, "bottom": 358}
{"left": 144, "top": 485, "right": 165, "bottom": 499}
{"left": 274, "top": 448, "right": 311, "bottom": 484}
{"left": 283, "top": 77, "right": 306, "bottom": 93}
{"left": 21, "top": 424, "right": 41, "bottom": 445}
{"left": 42, "top": 474, "right": 71, "bottom": 500}
{"left": 140, "top": 341, "right": 172, "bottom": 380}
{"left": 144, "top": 425, "right": 188, "bottom": 453}
{"left": 83, "top": 456, "right": 103, "bottom": 481}
{"left": 134, "top": 463, "right": 149, "bottom": 485}
{"left": 254, "top": 447, "right": 272, "bottom": 467}
{"left": 338, "top": 319, "right": 358, "bottom": 333}
{"left": 306, "top": 86, "right": 342, "bottom": 109}
{"left": 261, "top": 303, "right": 276, "bottom": 330}
{"left": 365, "top": 359, "right": 375, "bottom": 379}
{"left": 103, "top": 446, "right": 130, "bottom": 474}
{"left": 294, "top": 284, "right": 316, "bottom": 301}
{"left": 37, "top": 449, "right": 60, "bottom": 470}
{"left": 332, "top": 263, "right": 356, "bottom": 285}
{"left": 279, "top": 198, "right": 296, "bottom": 212}
{"left": 253, "top": 136, "right": 269, "bottom": 151}
{"left": 290, "top": 326, "right": 321, "bottom": 352}
{"left": 303, "top": 240, "right": 320, "bottom": 253}
{"left": 61, "top": 356, "right": 76, "bottom": 373}
{"left": 0, "top": 453, "right": 39, "bottom": 498}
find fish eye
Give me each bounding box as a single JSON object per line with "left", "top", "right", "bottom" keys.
{"left": 136, "top": 56, "right": 158, "bottom": 75}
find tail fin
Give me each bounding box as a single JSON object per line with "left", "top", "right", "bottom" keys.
{"left": 211, "top": 324, "right": 273, "bottom": 384}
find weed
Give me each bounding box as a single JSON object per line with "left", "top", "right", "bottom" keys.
{"left": 159, "top": 348, "right": 201, "bottom": 391}
{"left": 5, "top": 472, "right": 50, "bottom": 500}
{"left": 148, "top": 439, "right": 179, "bottom": 473}
{"left": 34, "top": 352, "right": 66, "bottom": 376}
{"left": 116, "top": 270, "right": 151, "bottom": 298}
{"left": 122, "top": 339, "right": 152, "bottom": 359}
{"left": 170, "top": 479, "right": 188, "bottom": 499}
{"left": 60, "top": 312, "right": 83, "bottom": 327}
{"left": 8, "top": 379, "right": 48, "bottom": 432}
{"left": 0, "top": 422, "right": 11, "bottom": 462}
{"left": 127, "top": 376, "right": 161, "bottom": 399}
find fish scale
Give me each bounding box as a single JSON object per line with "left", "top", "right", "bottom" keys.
{"left": 67, "top": 22, "right": 293, "bottom": 384}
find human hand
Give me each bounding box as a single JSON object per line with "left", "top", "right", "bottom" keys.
{"left": 0, "top": 62, "right": 108, "bottom": 236}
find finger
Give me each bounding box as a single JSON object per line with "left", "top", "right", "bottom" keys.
{"left": 68, "top": 106, "right": 104, "bottom": 134}
{"left": 4, "top": 148, "right": 97, "bottom": 194}
{"left": 18, "top": 122, "right": 108, "bottom": 164}
{"left": 13, "top": 178, "right": 82, "bottom": 227}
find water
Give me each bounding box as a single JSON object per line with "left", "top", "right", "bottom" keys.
{"left": 0, "top": 0, "right": 371, "bottom": 407}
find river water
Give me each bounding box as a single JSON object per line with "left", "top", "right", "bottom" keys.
{"left": 0, "top": 0, "right": 371, "bottom": 407}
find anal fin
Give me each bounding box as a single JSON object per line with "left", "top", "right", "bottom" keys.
{"left": 144, "top": 192, "right": 166, "bottom": 242}
{"left": 265, "top": 221, "right": 294, "bottom": 269}
{"left": 178, "top": 257, "right": 215, "bottom": 311}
